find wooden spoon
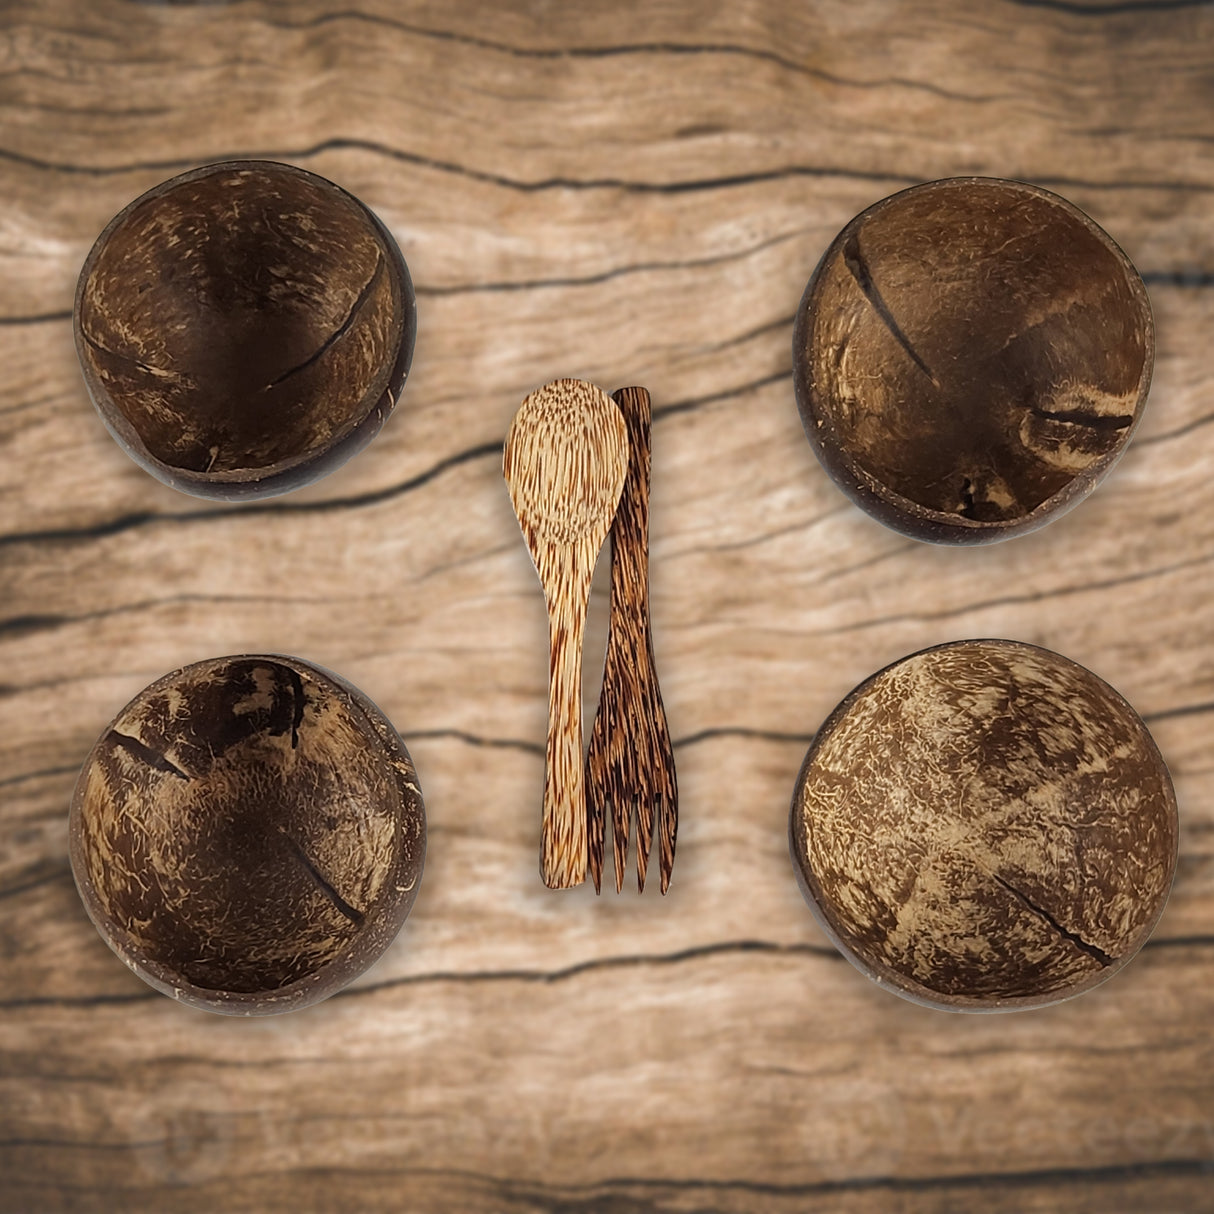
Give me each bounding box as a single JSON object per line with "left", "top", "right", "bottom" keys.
{"left": 503, "top": 379, "right": 628, "bottom": 888}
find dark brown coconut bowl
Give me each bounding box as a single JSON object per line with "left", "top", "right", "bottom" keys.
{"left": 70, "top": 655, "right": 426, "bottom": 1015}
{"left": 793, "top": 178, "right": 1154, "bottom": 543}
{"left": 74, "top": 161, "right": 416, "bottom": 501}
{"left": 789, "top": 640, "right": 1177, "bottom": 1011}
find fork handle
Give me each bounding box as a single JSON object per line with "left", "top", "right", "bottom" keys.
{"left": 541, "top": 568, "right": 591, "bottom": 889}
{"left": 612, "top": 387, "right": 660, "bottom": 891}
{"left": 608, "top": 388, "right": 653, "bottom": 626}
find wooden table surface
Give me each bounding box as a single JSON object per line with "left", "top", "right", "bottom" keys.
{"left": 3, "top": 1, "right": 1214, "bottom": 1210}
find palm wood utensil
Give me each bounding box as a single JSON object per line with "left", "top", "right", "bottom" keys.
{"left": 503, "top": 379, "right": 628, "bottom": 888}
{"left": 585, "top": 386, "right": 678, "bottom": 894}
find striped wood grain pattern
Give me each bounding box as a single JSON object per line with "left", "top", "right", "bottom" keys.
{"left": 503, "top": 378, "right": 627, "bottom": 889}
{"left": 585, "top": 386, "right": 678, "bottom": 894}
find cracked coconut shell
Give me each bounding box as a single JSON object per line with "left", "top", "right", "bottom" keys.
{"left": 793, "top": 178, "right": 1153, "bottom": 543}
{"left": 789, "top": 639, "right": 1177, "bottom": 1011}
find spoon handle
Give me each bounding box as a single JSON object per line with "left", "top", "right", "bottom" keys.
{"left": 541, "top": 559, "right": 593, "bottom": 888}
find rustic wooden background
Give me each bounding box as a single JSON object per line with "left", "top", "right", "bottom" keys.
{"left": 2, "top": 0, "right": 1213, "bottom": 1210}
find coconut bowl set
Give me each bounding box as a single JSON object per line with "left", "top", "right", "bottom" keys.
{"left": 65, "top": 161, "right": 1175, "bottom": 1016}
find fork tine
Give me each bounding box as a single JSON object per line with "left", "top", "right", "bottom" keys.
{"left": 586, "top": 587, "right": 633, "bottom": 894}
{"left": 585, "top": 648, "right": 615, "bottom": 896}
{"left": 585, "top": 756, "right": 605, "bottom": 894}
{"left": 658, "top": 772, "right": 678, "bottom": 895}
{"left": 612, "top": 786, "right": 631, "bottom": 894}
{"left": 635, "top": 790, "right": 654, "bottom": 893}
{"left": 650, "top": 688, "right": 678, "bottom": 895}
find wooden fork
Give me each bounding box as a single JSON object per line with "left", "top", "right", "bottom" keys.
{"left": 585, "top": 386, "right": 678, "bottom": 893}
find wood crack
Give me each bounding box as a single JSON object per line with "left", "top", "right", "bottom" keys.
{"left": 0, "top": 368, "right": 782, "bottom": 551}
{"left": 3, "top": 936, "right": 1211, "bottom": 1010}
{"left": 0, "top": 440, "right": 501, "bottom": 549}
{"left": 1141, "top": 269, "right": 1214, "bottom": 287}
{"left": 1136, "top": 408, "right": 1214, "bottom": 447}
{"left": 334, "top": 939, "right": 843, "bottom": 999}
{"left": 1145, "top": 934, "right": 1214, "bottom": 949}
{"left": 4, "top": 136, "right": 1213, "bottom": 197}
{"left": 0, "top": 593, "right": 359, "bottom": 642}
{"left": 9, "top": 1153, "right": 1210, "bottom": 1198}
{"left": 0, "top": 940, "right": 843, "bottom": 1010}
{"left": 407, "top": 729, "right": 543, "bottom": 755}
{"left": 0, "top": 867, "right": 71, "bottom": 901}
{"left": 806, "top": 549, "right": 1214, "bottom": 639}
{"left": 652, "top": 368, "right": 788, "bottom": 421}
{"left": 1005, "top": 0, "right": 1214, "bottom": 14}
{"left": 0, "top": 763, "right": 78, "bottom": 788}
{"left": 0, "top": 613, "right": 67, "bottom": 639}
{"left": 486, "top": 1156, "right": 1214, "bottom": 1202}
{"left": 255, "top": 11, "right": 1003, "bottom": 103}
{"left": 675, "top": 505, "right": 849, "bottom": 557}
{"left": 0, "top": 311, "right": 72, "bottom": 326}
{"left": 417, "top": 230, "right": 808, "bottom": 296}
{"left": 0, "top": 136, "right": 918, "bottom": 191}
{"left": 673, "top": 726, "right": 812, "bottom": 748}
{"left": 1144, "top": 699, "right": 1214, "bottom": 723}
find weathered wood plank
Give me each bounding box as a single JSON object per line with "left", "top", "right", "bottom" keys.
{"left": 2, "top": 0, "right": 1214, "bottom": 1209}
{"left": 2, "top": 947, "right": 1214, "bottom": 1211}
